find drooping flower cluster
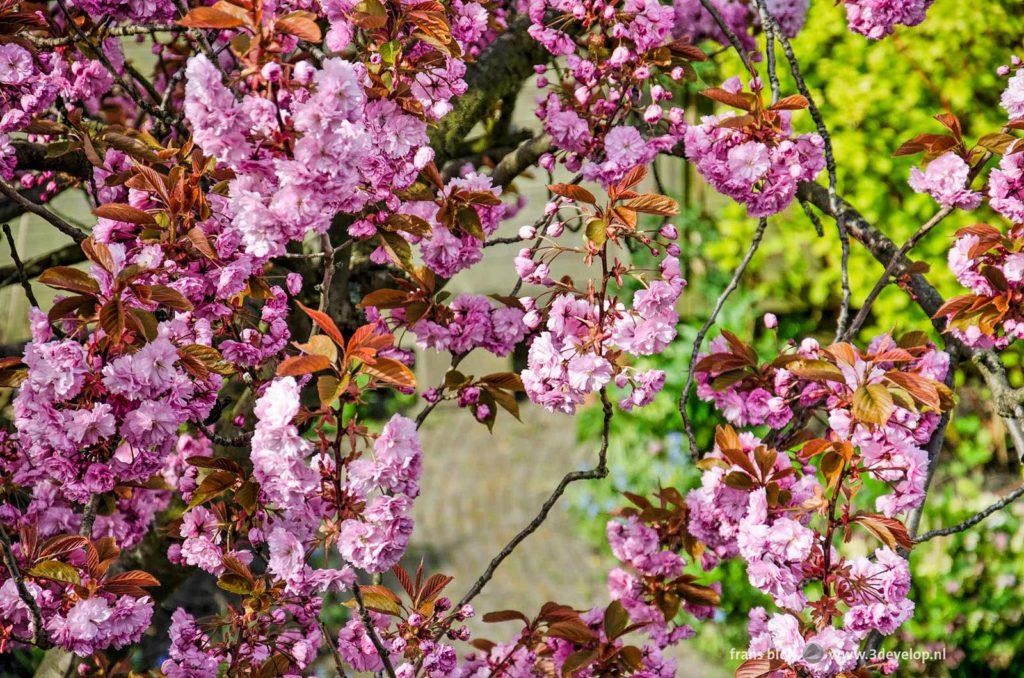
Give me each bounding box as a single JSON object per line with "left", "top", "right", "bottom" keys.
{"left": 606, "top": 488, "right": 719, "bottom": 649}
{"left": 528, "top": 0, "right": 703, "bottom": 186}
{"left": 684, "top": 77, "right": 826, "bottom": 216}
{"left": 340, "top": 413, "right": 422, "bottom": 572}
{"left": 509, "top": 171, "right": 686, "bottom": 415}
{"left": 460, "top": 489, "right": 716, "bottom": 675}
{"left": 411, "top": 294, "right": 527, "bottom": 357}
{"left": 521, "top": 255, "right": 683, "bottom": 415}
{"left": 939, "top": 222, "right": 1024, "bottom": 349}
{"left": 686, "top": 326, "right": 955, "bottom": 674}
{"left": 999, "top": 56, "right": 1024, "bottom": 120}
{"left": 696, "top": 332, "right": 951, "bottom": 517}
{"left": 843, "top": 0, "right": 935, "bottom": 40}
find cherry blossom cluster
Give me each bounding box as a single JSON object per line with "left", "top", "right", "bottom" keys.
{"left": 161, "top": 351, "right": 428, "bottom": 674}
{"left": 999, "top": 55, "right": 1024, "bottom": 120}
{"left": 684, "top": 76, "right": 826, "bottom": 217}
{"left": 457, "top": 489, "right": 717, "bottom": 676}
{"left": 907, "top": 151, "right": 982, "bottom": 210}
{"left": 697, "top": 332, "right": 951, "bottom": 516}
{"left": 528, "top": 0, "right": 700, "bottom": 186}
{"left": 843, "top": 0, "right": 935, "bottom": 40}
{"left": 0, "top": 36, "right": 129, "bottom": 201}
{"left": 940, "top": 223, "right": 1024, "bottom": 349}
{"left": 686, "top": 356, "right": 947, "bottom": 677}
{"left": 516, "top": 175, "right": 686, "bottom": 414}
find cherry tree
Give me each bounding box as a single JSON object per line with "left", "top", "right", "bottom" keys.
{"left": 0, "top": 0, "right": 1021, "bottom": 675}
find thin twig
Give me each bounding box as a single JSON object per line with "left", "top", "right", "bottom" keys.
{"left": 845, "top": 205, "right": 953, "bottom": 338}
{"left": 457, "top": 389, "right": 613, "bottom": 607}
{"left": 3, "top": 224, "right": 39, "bottom": 308}
{"left": 351, "top": 580, "right": 397, "bottom": 678}
{"left": 915, "top": 484, "right": 1024, "bottom": 543}
{"left": 678, "top": 217, "right": 769, "bottom": 457}
{"left": 753, "top": 0, "right": 849, "bottom": 341}
{"left": 26, "top": 23, "right": 181, "bottom": 47}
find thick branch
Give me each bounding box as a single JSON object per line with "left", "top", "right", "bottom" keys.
{"left": 797, "top": 180, "right": 1024, "bottom": 456}
{"left": 13, "top": 140, "right": 92, "bottom": 179}
{"left": 0, "top": 178, "right": 87, "bottom": 243}
{"left": 491, "top": 134, "right": 552, "bottom": 188}
{"left": 0, "top": 243, "right": 85, "bottom": 289}
{"left": 429, "top": 18, "right": 548, "bottom": 165}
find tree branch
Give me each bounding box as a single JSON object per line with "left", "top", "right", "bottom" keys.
{"left": 457, "top": 388, "right": 613, "bottom": 607}
{"left": 679, "top": 217, "right": 769, "bottom": 457}
{"left": 13, "top": 140, "right": 92, "bottom": 179}
{"left": 914, "top": 483, "right": 1024, "bottom": 543}
{"left": 429, "top": 18, "right": 548, "bottom": 165}
{"left": 0, "top": 178, "right": 87, "bottom": 243}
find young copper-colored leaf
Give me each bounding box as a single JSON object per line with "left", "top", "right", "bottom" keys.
{"left": 144, "top": 284, "right": 195, "bottom": 311}
{"left": 701, "top": 87, "right": 757, "bottom": 111}
{"left": 547, "top": 183, "right": 597, "bottom": 204}
{"left": 482, "top": 609, "right": 531, "bottom": 625}
{"left": 616, "top": 164, "right": 648, "bottom": 191}
{"left": 28, "top": 559, "right": 81, "bottom": 585}
{"left": 884, "top": 371, "right": 940, "bottom": 411}
{"left": 735, "top": 658, "right": 788, "bottom": 678}
{"left": 178, "top": 5, "right": 246, "bottom": 28}
{"left": 854, "top": 513, "right": 913, "bottom": 551}
{"left": 92, "top": 203, "right": 157, "bottom": 225}
{"left": 546, "top": 619, "right": 599, "bottom": 644}
{"left": 623, "top": 193, "right": 679, "bottom": 216}
{"left": 39, "top": 266, "right": 100, "bottom": 295}
{"left": 768, "top": 94, "right": 809, "bottom": 111}
{"left": 187, "top": 227, "right": 218, "bottom": 260}
{"left": 361, "top": 357, "right": 416, "bottom": 389}
{"left": 99, "top": 298, "right": 125, "bottom": 339}
{"left": 384, "top": 213, "right": 433, "bottom": 238}
{"left": 295, "top": 301, "right": 346, "bottom": 346}
{"left": 379, "top": 231, "right": 414, "bottom": 269}
{"left": 485, "top": 385, "right": 521, "bottom": 420}
{"left": 38, "top": 535, "right": 90, "bottom": 561}
{"left": 276, "top": 11, "right": 321, "bottom": 41}
{"left": 479, "top": 372, "right": 524, "bottom": 391}
{"left": 187, "top": 469, "right": 238, "bottom": 509}
{"left": 296, "top": 334, "right": 338, "bottom": 363}
{"left": 317, "top": 375, "right": 342, "bottom": 406}
{"left": 104, "top": 570, "right": 160, "bottom": 589}
{"left": 217, "top": 573, "right": 254, "bottom": 595}
{"left": 277, "top": 353, "right": 332, "bottom": 377}
{"left": 786, "top": 358, "right": 845, "bottom": 383}
{"left": 359, "top": 288, "right": 410, "bottom": 309}
{"left": 349, "top": 590, "right": 403, "bottom": 616}
{"left": 852, "top": 383, "right": 894, "bottom": 425}
{"left": 561, "top": 650, "right": 597, "bottom": 676}
{"left": 603, "top": 600, "right": 630, "bottom": 640}
{"left": 180, "top": 344, "right": 236, "bottom": 376}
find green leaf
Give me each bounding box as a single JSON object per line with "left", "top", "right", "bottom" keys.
{"left": 28, "top": 559, "right": 81, "bottom": 585}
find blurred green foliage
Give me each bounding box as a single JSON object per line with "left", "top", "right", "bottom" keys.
{"left": 575, "top": 0, "right": 1024, "bottom": 674}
